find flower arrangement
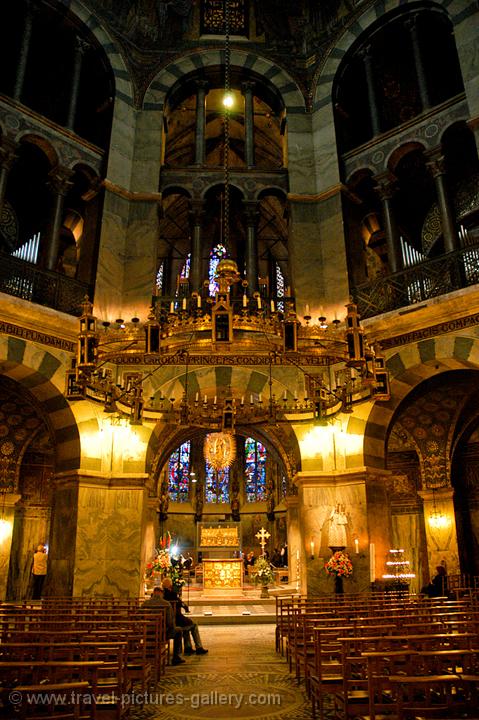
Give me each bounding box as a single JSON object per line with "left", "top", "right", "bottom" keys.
{"left": 145, "top": 532, "right": 185, "bottom": 591}
{"left": 324, "top": 550, "right": 353, "bottom": 578}
{"left": 253, "top": 556, "right": 275, "bottom": 586}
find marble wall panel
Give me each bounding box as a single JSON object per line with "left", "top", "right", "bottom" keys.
{"left": 46, "top": 484, "right": 79, "bottom": 596}
{"left": 6, "top": 505, "right": 50, "bottom": 600}
{"left": 130, "top": 110, "right": 164, "bottom": 192}
{"left": 73, "top": 484, "right": 147, "bottom": 598}
{"left": 107, "top": 100, "right": 137, "bottom": 187}
{"left": 312, "top": 106, "right": 341, "bottom": 191}
{"left": 287, "top": 114, "right": 317, "bottom": 195}
{"left": 94, "top": 192, "right": 129, "bottom": 320}
{"left": 122, "top": 203, "right": 159, "bottom": 318}
{"left": 366, "top": 477, "right": 393, "bottom": 581}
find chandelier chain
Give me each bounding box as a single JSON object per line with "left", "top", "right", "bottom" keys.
{"left": 223, "top": 0, "right": 231, "bottom": 251}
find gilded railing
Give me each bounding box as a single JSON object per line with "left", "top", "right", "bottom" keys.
{"left": 352, "top": 243, "right": 479, "bottom": 319}
{"left": 0, "top": 254, "right": 91, "bottom": 316}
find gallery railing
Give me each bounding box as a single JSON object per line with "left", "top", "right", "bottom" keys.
{"left": 352, "top": 243, "right": 479, "bottom": 320}
{"left": 0, "top": 253, "right": 91, "bottom": 317}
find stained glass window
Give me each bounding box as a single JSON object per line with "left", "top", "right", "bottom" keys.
{"left": 205, "top": 456, "right": 230, "bottom": 503}
{"left": 275, "top": 262, "right": 285, "bottom": 312}
{"left": 208, "top": 243, "right": 228, "bottom": 296}
{"left": 180, "top": 253, "right": 191, "bottom": 279}
{"left": 245, "top": 436, "right": 267, "bottom": 502}
{"left": 168, "top": 441, "right": 191, "bottom": 502}
{"left": 156, "top": 260, "right": 165, "bottom": 295}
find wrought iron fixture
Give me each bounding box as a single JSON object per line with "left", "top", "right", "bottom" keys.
{"left": 428, "top": 486, "right": 448, "bottom": 529}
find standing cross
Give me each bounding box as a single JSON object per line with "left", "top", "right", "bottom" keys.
{"left": 255, "top": 527, "right": 271, "bottom": 556}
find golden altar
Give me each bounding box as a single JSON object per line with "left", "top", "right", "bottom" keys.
{"left": 203, "top": 558, "right": 243, "bottom": 591}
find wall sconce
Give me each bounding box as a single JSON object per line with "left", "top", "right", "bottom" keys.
{"left": 310, "top": 538, "right": 315, "bottom": 560}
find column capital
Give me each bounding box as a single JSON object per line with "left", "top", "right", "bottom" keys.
{"left": 241, "top": 81, "right": 256, "bottom": 95}
{"left": 242, "top": 199, "right": 259, "bottom": 226}
{"left": 75, "top": 36, "right": 91, "bottom": 56}
{"left": 0, "top": 137, "right": 19, "bottom": 170}
{"left": 424, "top": 149, "right": 446, "bottom": 178}
{"left": 195, "top": 79, "right": 209, "bottom": 93}
{"left": 48, "top": 166, "right": 75, "bottom": 196}
{"left": 373, "top": 171, "right": 398, "bottom": 200}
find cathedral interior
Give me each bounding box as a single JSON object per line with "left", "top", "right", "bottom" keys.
{"left": 1, "top": 0, "right": 479, "bottom": 608}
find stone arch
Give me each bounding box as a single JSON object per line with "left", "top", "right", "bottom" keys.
{"left": 0, "top": 336, "right": 80, "bottom": 473}
{"left": 146, "top": 417, "right": 301, "bottom": 497}
{"left": 363, "top": 332, "right": 479, "bottom": 469}
{"left": 143, "top": 49, "right": 305, "bottom": 115}
{"left": 314, "top": 0, "right": 457, "bottom": 111}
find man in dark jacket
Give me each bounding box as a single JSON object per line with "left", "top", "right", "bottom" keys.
{"left": 161, "top": 577, "right": 208, "bottom": 655}
{"left": 143, "top": 586, "right": 185, "bottom": 664}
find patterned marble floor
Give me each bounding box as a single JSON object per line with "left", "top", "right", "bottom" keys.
{"left": 130, "top": 624, "right": 315, "bottom": 720}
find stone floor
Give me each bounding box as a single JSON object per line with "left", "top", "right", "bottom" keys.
{"left": 130, "top": 624, "right": 315, "bottom": 720}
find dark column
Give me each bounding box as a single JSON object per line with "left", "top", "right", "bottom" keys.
{"left": 0, "top": 138, "right": 18, "bottom": 221}
{"left": 66, "top": 38, "right": 90, "bottom": 131}
{"left": 405, "top": 15, "right": 430, "bottom": 111}
{"left": 425, "top": 152, "right": 458, "bottom": 253}
{"left": 243, "top": 201, "right": 259, "bottom": 294}
{"left": 241, "top": 82, "right": 255, "bottom": 168}
{"left": 189, "top": 200, "right": 205, "bottom": 293}
{"left": 194, "top": 81, "right": 209, "bottom": 166}
{"left": 46, "top": 167, "right": 74, "bottom": 271}
{"left": 360, "top": 45, "right": 381, "bottom": 137}
{"left": 13, "top": 0, "right": 34, "bottom": 102}
{"left": 374, "top": 172, "right": 402, "bottom": 273}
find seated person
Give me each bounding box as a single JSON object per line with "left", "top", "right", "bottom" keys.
{"left": 142, "top": 586, "right": 185, "bottom": 665}
{"left": 161, "top": 577, "right": 208, "bottom": 655}
{"left": 422, "top": 565, "right": 448, "bottom": 598}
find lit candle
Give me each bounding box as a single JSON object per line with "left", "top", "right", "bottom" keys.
{"left": 259, "top": 393, "right": 262, "bottom": 403}
{"left": 242, "top": 293, "right": 247, "bottom": 308}
{"left": 283, "top": 390, "right": 287, "bottom": 401}
{"left": 197, "top": 294, "right": 201, "bottom": 308}
{"left": 354, "top": 538, "right": 359, "bottom": 555}
{"left": 294, "top": 390, "right": 298, "bottom": 401}
{"left": 213, "top": 395, "right": 217, "bottom": 405}
{"left": 270, "top": 300, "right": 275, "bottom": 313}
{"left": 250, "top": 394, "right": 254, "bottom": 404}
{"left": 257, "top": 296, "right": 262, "bottom": 309}
{"left": 296, "top": 549, "right": 300, "bottom": 561}
{"left": 370, "top": 543, "right": 375, "bottom": 583}
{"left": 195, "top": 392, "right": 199, "bottom": 402}
{"left": 204, "top": 395, "right": 207, "bottom": 404}
{"left": 310, "top": 539, "right": 315, "bottom": 557}
{"left": 170, "top": 301, "right": 174, "bottom": 313}
{"left": 305, "top": 304, "right": 310, "bottom": 316}
{"left": 240, "top": 396, "right": 244, "bottom": 405}
{"left": 182, "top": 297, "right": 187, "bottom": 310}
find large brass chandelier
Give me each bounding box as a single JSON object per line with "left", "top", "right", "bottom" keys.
{"left": 68, "top": 0, "right": 390, "bottom": 429}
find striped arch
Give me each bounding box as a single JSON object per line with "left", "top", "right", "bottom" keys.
{"left": 59, "top": 0, "right": 134, "bottom": 108}
{"left": 143, "top": 48, "right": 305, "bottom": 114}
{"left": 0, "top": 336, "right": 80, "bottom": 472}
{"left": 363, "top": 333, "right": 479, "bottom": 469}
{"left": 313, "top": 0, "right": 465, "bottom": 112}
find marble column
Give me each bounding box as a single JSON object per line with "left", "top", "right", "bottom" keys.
{"left": 405, "top": 14, "right": 430, "bottom": 112}
{"left": 13, "top": 0, "right": 34, "bottom": 102}
{"left": 243, "top": 200, "right": 259, "bottom": 294}
{"left": 419, "top": 486, "right": 460, "bottom": 576}
{"left": 241, "top": 81, "right": 255, "bottom": 168}
{"left": 46, "top": 166, "right": 74, "bottom": 271}
{"left": 0, "top": 494, "right": 21, "bottom": 601}
{"left": 425, "top": 152, "right": 458, "bottom": 253}
{"left": 189, "top": 200, "right": 205, "bottom": 293}
{"left": 0, "top": 138, "right": 18, "bottom": 223}
{"left": 66, "top": 37, "right": 90, "bottom": 132}
{"left": 374, "top": 172, "right": 403, "bottom": 273}
{"left": 360, "top": 45, "right": 381, "bottom": 137}
{"left": 194, "top": 81, "right": 209, "bottom": 166}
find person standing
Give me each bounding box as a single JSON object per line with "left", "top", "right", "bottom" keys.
{"left": 32, "top": 544, "right": 47, "bottom": 599}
